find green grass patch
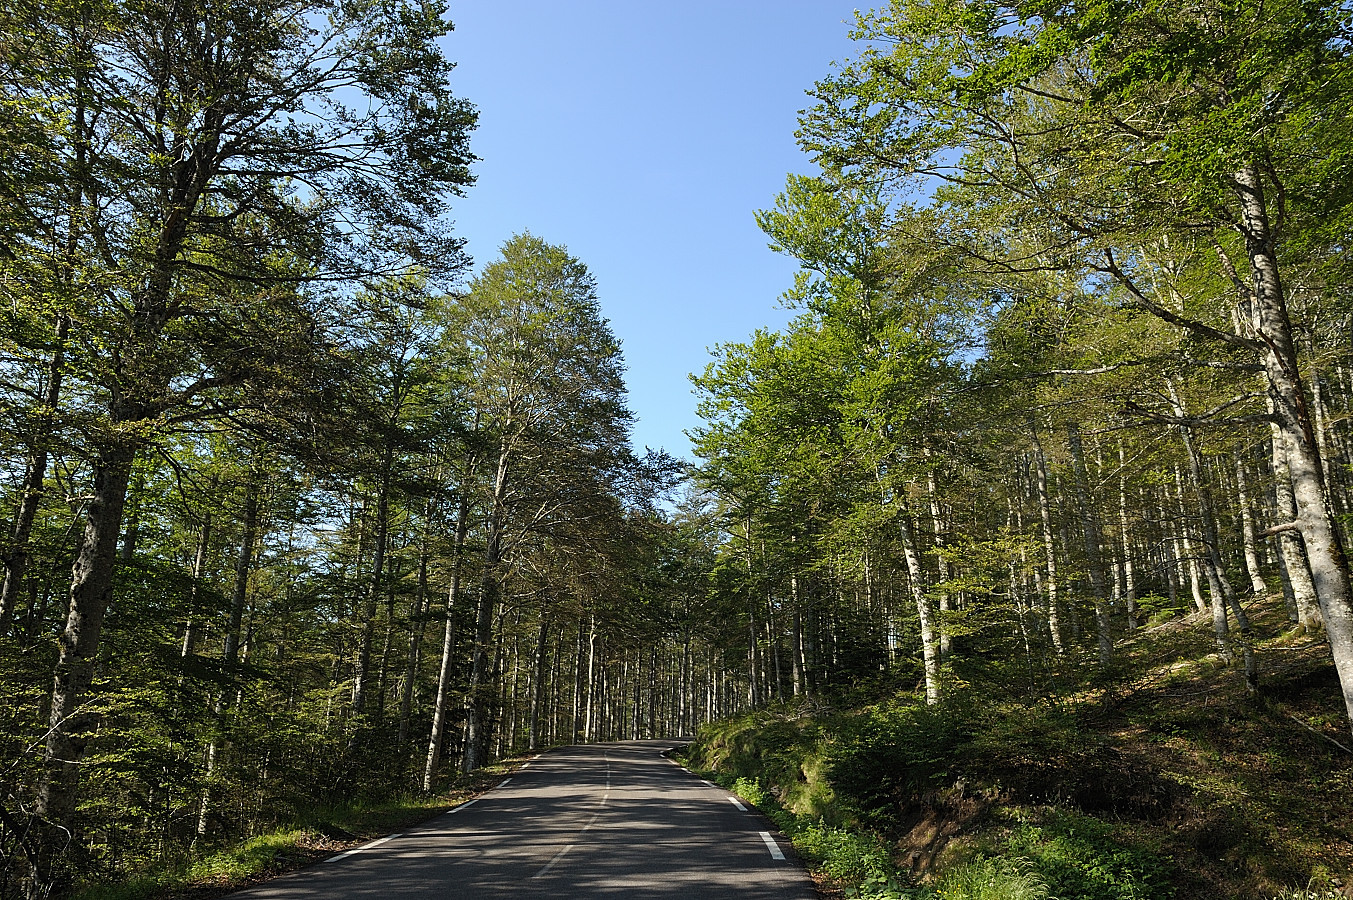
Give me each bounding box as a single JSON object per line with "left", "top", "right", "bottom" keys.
{"left": 73, "top": 758, "right": 524, "bottom": 900}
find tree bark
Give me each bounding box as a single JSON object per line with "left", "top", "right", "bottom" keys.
{"left": 899, "top": 509, "right": 940, "bottom": 704}
{"left": 529, "top": 613, "right": 549, "bottom": 750}
{"left": 35, "top": 450, "right": 134, "bottom": 837}
{"left": 463, "top": 443, "right": 510, "bottom": 772}
{"left": 1029, "top": 430, "right": 1066, "bottom": 654}
{"left": 1173, "top": 467, "right": 1210, "bottom": 616}
{"left": 1236, "top": 163, "right": 1353, "bottom": 726}
{"left": 1118, "top": 443, "right": 1139, "bottom": 629}
{"left": 398, "top": 501, "right": 435, "bottom": 747}
{"left": 1270, "top": 413, "right": 1322, "bottom": 629}
{"left": 423, "top": 487, "right": 470, "bottom": 791}
{"left": 1235, "top": 455, "right": 1269, "bottom": 597}
{"left": 352, "top": 441, "right": 394, "bottom": 716}
{"left": 1067, "top": 423, "right": 1113, "bottom": 668}
{"left": 1, "top": 316, "right": 68, "bottom": 630}
{"left": 198, "top": 471, "right": 262, "bottom": 836}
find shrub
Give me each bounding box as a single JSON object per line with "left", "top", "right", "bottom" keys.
{"left": 794, "top": 820, "right": 895, "bottom": 885}
{"left": 1007, "top": 812, "right": 1174, "bottom": 900}
{"left": 936, "top": 856, "right": 1053, "bottom": 900}
{"left": 828, "top": 695, "right": 979, "bottom": 823}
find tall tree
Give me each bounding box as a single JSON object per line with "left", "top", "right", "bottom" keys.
{"left": 7, "top": 0, "right": 476, "bottom": 887}
{"left": 798, "top": 0, "right": 1353, "bottom": 732}
{"left": 445, "top": 234, "right": 634, "bottom": 772}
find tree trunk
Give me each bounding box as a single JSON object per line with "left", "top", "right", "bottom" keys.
{"left": 1270, "top": 413, "right": 1322, "bottom": 629}
{"left": 463, "top": 443, "right": 509, "bottom": 773}
{"left": 1, "top": 316, "right": 68, "bottom": 629}
{"left": 180, "top": 480, "right": 217, "bottom": 664}
{"left": 398, "top": 502, "right": 435, "bottom": 747}
{"left": 529, "top": 613, "right": 549, "bottom": 750}
{"left": 352, "top": 441, "right": 394, "bottom": 716}
{"left": 1173, "top": 467, "right": 1210, "bottom": 616}
{"left": 1029, "top": 430, "right": 1066, "bottom": 654}
{"left": 583, "top": 618, "right": 598, "bottom": 742}
{"left": 899, "top": 509, "right": 940, "bottom": 704}
{"left": 1118, "top": 443, "right": 1139, "bottom": 629}
{"left": 1236, "top": 163, "right": 1352, "bottom": 722}
{"left": 1234, "top": 456, "right": 1269, "bottom": 596}
{"left": 198, "top": 472, "right": 262, "bottom": 836}
{"left": 35, "top": 450, "right": 135, "bottom": 851}
{"left": 927, "top": 472, "right": 953, "bottom": 658}
{"left": 423, "top": 488, "right": 470, "bottom": 792}
{"left": 1067, "top": 423, "right": 1113, "bottom": 668}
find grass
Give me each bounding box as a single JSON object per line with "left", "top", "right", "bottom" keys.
{"left": 72, "top": 757, "right": 527, "bottom": 900}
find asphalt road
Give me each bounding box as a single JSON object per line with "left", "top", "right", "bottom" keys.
{"left": 228, "top": 739, "right": 817, "bottom": 899}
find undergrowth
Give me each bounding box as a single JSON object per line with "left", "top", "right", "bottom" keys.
{"left": 72, "top": 759, "right": 522, "bottom": 900}
{"left": 684, "top": 607, "right": 1351, "bottom": 900}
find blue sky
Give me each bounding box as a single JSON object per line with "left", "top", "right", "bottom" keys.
{"left": 441, "top": 1, "right": 863, "bottom": 459}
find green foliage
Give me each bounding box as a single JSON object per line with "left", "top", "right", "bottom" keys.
{"left": 1005, "top": 812, "right": 1174, "bottom": 900}
{"left": 935, "top": 856, "right": 1052, "bottom": 900}
{"left": 1135, "top": 594, "right": 1180, "bottom": 627}
{"left": 795, "top": 820, "right": 898, "bottom": 887}
{"left": 731, "top": 776, "right": 771, "bottom": 808}
{"left": 827, "top": 695, "right": 979, "bottom": 823}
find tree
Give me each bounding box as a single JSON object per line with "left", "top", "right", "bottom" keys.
{"left": 442, "top": 234, "right": 635, "bottom": 772}
{"left": 797, "top": 0, "right": 1353, "bottom": 732}
{"left": 5, "top": 0, "right": 476, "bottom": 888}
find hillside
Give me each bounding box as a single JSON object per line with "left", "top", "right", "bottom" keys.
{"left": 683, "top": 597, "right": 1352, "bottom": 900}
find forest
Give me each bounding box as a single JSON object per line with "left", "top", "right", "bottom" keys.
{"left": 1, "top": 0, "right": 1351, "bottom": 898}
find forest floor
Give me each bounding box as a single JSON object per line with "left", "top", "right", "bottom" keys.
{"left": 683, "top": 596, "right": 1353, "bottom": 900}
{"left": 75, "top": 757, "right": 529, "bottom": 900}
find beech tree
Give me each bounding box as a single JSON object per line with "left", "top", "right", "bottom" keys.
{"left": 797, "top": 0, "right": 1353, "bottom": 732}
{"left": 0, "top": 0, "right": 477, "bottom": 889}
{"left": 442, "top": 234, "right": 636, "bottom": 772}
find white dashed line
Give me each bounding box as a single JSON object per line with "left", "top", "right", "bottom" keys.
{"left": 497, "top": 778, "right": 512, "bottom": 788}
{"left": 729, "top": 797, "right": 747, "bottom": 811}
{"left": 532, "top": 843, "right": 574, "bottom": 878}
{"left": 449, "top": 798, "right": 478, "bottom": 813}
{"left": 759, "top": 831, "right": 785, "bottom": 860}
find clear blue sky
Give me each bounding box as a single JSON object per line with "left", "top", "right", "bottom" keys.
{"left": 441, "top": 1, "right": 863, "bottom": 459}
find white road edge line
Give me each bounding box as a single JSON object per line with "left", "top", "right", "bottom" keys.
{"left": 759, "top": 831, "right": 786, "bottom": 860}
{"left": 449, "top": 798, "right": 478, "bottom": 813}
{"left": 729, "top": 797, "right": 747, "bottom": 811}
{"left": 325, "top": 833, "right": 401, "bottom": 863}
{"left": 497, "top": 778, "right": 512, "bottom": 788}
{"left": 532, "top": 843, "right": 574, "bottom": 878}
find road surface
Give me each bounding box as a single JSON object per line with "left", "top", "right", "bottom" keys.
{"left": 228, "top": 739, "right": 817, "bottom": 899}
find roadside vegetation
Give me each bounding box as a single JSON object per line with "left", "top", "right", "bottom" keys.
{"left": 682, "top": 598, "right": 1351, "bottom": 899}
{"left": 70, "top": 759, "right": 523, "bottom": 900}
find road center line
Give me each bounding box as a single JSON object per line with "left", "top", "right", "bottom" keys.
{"left": 729, "top": 797, "right": 747, "bottom": 811}
{"left": 759, "top": 831, "right": 786, "bottom": 860}
{"left": 532, "top": 843, "right": 574, "bottom": 879}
